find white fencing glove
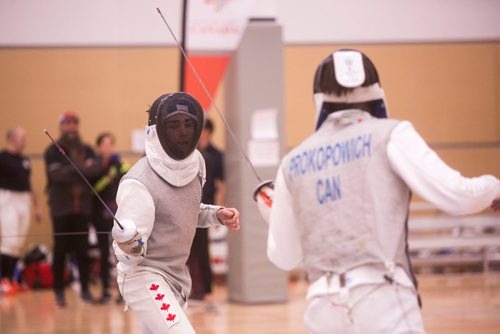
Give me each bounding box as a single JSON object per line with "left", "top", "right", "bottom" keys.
{"left": 112, "top": 219, "right": 145, "bottom": 257}
{"left": 253, "top": 180, "right": 274, "bottom": 224}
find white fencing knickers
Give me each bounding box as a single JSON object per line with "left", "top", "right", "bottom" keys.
{"left": 117, "top": 270, "right": 196, "bottom": 334}
{"left": 0, "top": 189, "right": 31, "bottom": 257}
{"left": 304, "top": 265, "right": 426, "bottom": 334}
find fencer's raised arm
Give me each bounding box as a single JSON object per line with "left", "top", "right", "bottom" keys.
{"left": 387, "top": 121, "right": 500, "bottom": 215}
{"left": 197, "top": 203, "right": 221, "bottom": 227}
{"left": 197, "top": 203, "right": 240, "bottom": 230}
{"left": 216, "top": 207, "right": 240, "bottom": 230}
{"left": 112, "top": 178, "right": 155, "bottom": 266}
{"left": 253, "top": 175, "right": 302, "bottom": 269}
{"left": 266, "top": 168, "right": 303, "bottom": 270}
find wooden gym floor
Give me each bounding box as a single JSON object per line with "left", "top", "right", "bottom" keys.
{"left": 1, "top": 273, "right": 500, "bottom": 334}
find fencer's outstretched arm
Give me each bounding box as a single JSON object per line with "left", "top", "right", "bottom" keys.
{"left": 253, "top": 173, "right": 302, "bottom": 269}
{"left": 266, "top": 168, "right": 303, "bottom": 270}
{"left": 112, "top": 179, "right": 155, "bottom": 266}
{"left": 197, "top": 204, "right": 240, "bottom": 230}
{"left": 216, "top": 207, "right": 240, "bottom": 230}
{"left": 253, "top": 180, "right": 275, "bottom": 224}
{"left": 387, "top": 121, "right": 500, "bottom": 215}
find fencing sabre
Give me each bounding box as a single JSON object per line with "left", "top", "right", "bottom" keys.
{"left": 156, "top": 8, "right": 264, "bottom": 184}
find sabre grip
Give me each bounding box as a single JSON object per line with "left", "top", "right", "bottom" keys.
{"left": 253, "top": 180, "right": 275, "bottom": 224}
{"left": 112, "top": 219, "right": 145, "bottom": 256}
{"left": 253, "top": 180, "right": 274, "bottom": 206}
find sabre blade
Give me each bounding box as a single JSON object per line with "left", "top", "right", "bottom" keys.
{"left": 156, "top": 8, "right": 263, "bottom": 183}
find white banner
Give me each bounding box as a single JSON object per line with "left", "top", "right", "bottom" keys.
{"left": 186, "top": 0, "right": 254, "bottom": 52}
{"left": 1, "top": 0, "right": 498, "bottom": 47}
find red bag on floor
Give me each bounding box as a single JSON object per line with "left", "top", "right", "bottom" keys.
{"left": 22, "top": 262, "right": 53, "bottom": 289}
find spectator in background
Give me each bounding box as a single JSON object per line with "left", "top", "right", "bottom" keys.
{"left": 187, "top": 118, "right": 225, "bottom": 310}
{"left": 44, "top": 112, "right": 101, "bottom": 307}
{"left": 92, "top": 132, "right": 129, "bottom": 303}
{"left": 0, "top": 127, "right": 42, "bottom": 294}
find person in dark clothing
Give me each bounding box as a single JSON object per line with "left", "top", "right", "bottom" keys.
{"left": 187, "top": 118, "right": 225, "bottom": 310}
{"left": 92, "top": 132, "right": 129, "bottom": 303}
{"left": 0, "top": 127, "right": 42, "bottom": 294}
{"left": 44, "top": 111, "right": 101, "bottom": 307}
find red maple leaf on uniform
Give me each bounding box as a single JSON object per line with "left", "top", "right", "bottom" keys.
{"left": 149, "top": 284, "right": 159, "bottom": 291}
{"left": 155, "top": 293, "right": 165, "bottom": 301}
{"left": 167, "top": 313, "right": 176, "bottom": 322}
{"left": 161, "top": 303, "right": 170, "bottom": 311}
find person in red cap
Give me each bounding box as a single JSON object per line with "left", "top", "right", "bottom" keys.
{"left": 59, "top": 111, "right": 79, "bottom": 124}
{"left": 43, "top": 111, "right": 101, "bottom": 307}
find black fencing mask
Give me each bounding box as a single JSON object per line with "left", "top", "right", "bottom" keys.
{"left": 148, "top": 92, "right": 204, "bottom": 160}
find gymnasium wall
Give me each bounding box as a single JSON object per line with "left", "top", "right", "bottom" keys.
{"left": 0, "top": 43, "right": 499, "bottom": 250}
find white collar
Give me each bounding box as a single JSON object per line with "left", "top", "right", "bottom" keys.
{"left": 313, "top": 83, "right": 385, "bottom": 120}
{"left": 144, "top": 125, "right": 205, "bottom": 187}
{"left": 322, "top": 110, "right": 373, "bottom": 128}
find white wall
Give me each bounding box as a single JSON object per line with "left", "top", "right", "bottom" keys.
{"left": 1, "top": 0, "right": 499, "bottom": 47}
{"left": 0, "top": 0, "right": 181, "bottom": 47}
{"left": 277, "top": 0, "right": 500, "bottom": 44}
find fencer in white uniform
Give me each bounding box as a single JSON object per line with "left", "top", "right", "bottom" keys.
{"left": 255, "top": 50, "right": 499, "bottom": 334}
{"left": 112, "top": 92, "right": 240, "bottom": 334}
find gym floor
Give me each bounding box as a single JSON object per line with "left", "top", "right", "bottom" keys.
{"left": 1, "top": 273, "right": 499, "bottom": 334}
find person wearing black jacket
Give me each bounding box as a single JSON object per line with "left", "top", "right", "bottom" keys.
{"left": 44, "top": 111, "right": 101, "bottom": 307}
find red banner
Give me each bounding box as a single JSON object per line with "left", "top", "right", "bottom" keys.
{"left": 183, "top": 0, "right": 253, "bottom": 110}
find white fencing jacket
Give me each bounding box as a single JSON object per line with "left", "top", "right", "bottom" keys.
{"left": 268, "top": 112, "right": 499, "bottom": 274}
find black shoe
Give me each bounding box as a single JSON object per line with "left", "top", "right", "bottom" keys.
{"left": 55, "top": 290, "right": 66, "bottom": 308}
{"left": 81, "top": 290, "right": 94, "bottom": 303}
